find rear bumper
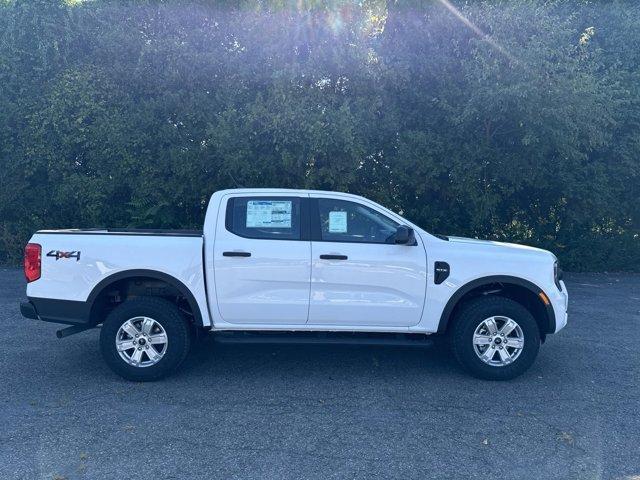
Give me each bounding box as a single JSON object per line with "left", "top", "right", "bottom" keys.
{"left": 20, "top": 297, "right": 90, "bottom": 325}
{"left": 20, "top": 301, "right": 39, "bottom": 320}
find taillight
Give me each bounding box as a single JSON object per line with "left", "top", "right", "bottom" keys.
{"left": 24, "top": 243, "right": 41, "bottom": 282}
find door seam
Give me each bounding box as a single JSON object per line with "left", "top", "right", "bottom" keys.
{"left": 306, "top": 241, "right": 313, "bottom": 324}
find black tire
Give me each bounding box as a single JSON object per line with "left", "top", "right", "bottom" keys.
{"left": 450, "top": 296, "right": 540, "bottom": 380}
{"left": 100, "top": 297, "right": 191, "bottom": 381}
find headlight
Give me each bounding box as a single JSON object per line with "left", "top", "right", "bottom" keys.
{"left": 554, "top": 260, "right": 563, "bottom": 291}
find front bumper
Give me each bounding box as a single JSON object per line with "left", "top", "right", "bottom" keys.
{"left": 552, "top": 280, "right": 569, "bottom": 332}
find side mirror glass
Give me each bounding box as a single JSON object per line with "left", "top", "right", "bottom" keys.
{"left": 395, "top": 225, "right": 415, "bottom": 245}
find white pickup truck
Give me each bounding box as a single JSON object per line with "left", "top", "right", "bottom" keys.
{"left": 21, "top": 188, "right": 568, "bottom": 381}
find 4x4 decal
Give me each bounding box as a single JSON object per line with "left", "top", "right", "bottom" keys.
{"left": 47, "top": 250, "right": 81, "bottom": 261}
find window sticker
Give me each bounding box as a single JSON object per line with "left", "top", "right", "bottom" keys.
{"left": 328, "top": 211, "right": 348, "bottom": 233}
{"left": 246, "top": 200, "right": 292, "bottom": 228}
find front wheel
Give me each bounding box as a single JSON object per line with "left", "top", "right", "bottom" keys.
{"left": 450, "top": 296, "right": 540, "bottom": 380}
{"left": 100, "top": 297, "right": 191, "bottom": 381}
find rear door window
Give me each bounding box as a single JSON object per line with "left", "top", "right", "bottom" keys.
{"left": 226, "top": 197, "right": 301, "bottom": 240}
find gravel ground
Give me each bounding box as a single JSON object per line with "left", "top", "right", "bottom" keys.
{"left": 1, "top": 268, "right": 639, "bottom": 480}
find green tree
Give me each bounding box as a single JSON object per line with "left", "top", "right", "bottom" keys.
{"left": 0, "top": 0, "right": 638, "bottom": 270}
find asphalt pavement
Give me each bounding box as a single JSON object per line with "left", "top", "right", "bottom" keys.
{"left": 1, "top": 268, "right": 639, "bottom": 479}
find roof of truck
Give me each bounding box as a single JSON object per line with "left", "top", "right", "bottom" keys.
{"left": 213, "top": 188, "right": 369, "bottom": 199}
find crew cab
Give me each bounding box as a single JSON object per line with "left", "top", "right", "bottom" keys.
{"left": 20, "top": 189, "right": 568, "bottom": 381}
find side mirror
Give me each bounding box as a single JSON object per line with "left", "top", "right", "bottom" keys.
{"left": 395, "top": 225, "right": 415, "bottom": 245}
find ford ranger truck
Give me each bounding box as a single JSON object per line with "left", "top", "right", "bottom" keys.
{"left": 20, "top": 189, "right": 568, "bottom": 381}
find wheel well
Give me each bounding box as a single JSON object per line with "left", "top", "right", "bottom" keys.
{"left": 88, "top": 275, "right": 200, "bottom": 326}
{"left": 439, "top": 281, "right": 553, "bottom": 338}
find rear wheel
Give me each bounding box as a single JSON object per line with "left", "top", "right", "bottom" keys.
{"left": 450, "top": 296, "right": 540, "bottom": 380}
{"left": 100, "top": 297, "right": 191, "bottom": 381}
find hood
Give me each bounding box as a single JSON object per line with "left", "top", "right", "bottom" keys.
{"left": 444, "top": 236, "right": 554, "bottom": 258}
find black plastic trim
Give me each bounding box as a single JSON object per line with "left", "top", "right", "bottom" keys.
{"left": 26, "top": 297, "right": 91, "bottom": 325}
{"left": 434, "top": 261, "right": 450, "bottom": 284}
{"left": 214, "top": 331, "right": 434, "bottom": 347}
{"left": 20, "top": 301, "right": 39, "bottom": 320}
{"left": 319, "top": 254, "right": 348, "bottom": 260}
{"left": 86, "top": 269, "right": 204, "bottom": 327}
{"left": 300, "top": 197, "right": 311, "bottom": 241}
{"left": 436, "top": 275, "right": 556, "bottom": 334}
{"left": 309, "top": 198, "right": 322, "bottom": 241}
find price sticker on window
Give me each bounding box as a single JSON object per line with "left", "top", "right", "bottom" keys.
{"left": 328, "top": 211, "right": 348, "bottom": 233}
{"left": 246, "top": 201, "right": 292, "bottom": 228}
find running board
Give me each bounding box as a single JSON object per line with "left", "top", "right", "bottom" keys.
{"left": 213, "top": 331, "right": 434, "bottom": 347}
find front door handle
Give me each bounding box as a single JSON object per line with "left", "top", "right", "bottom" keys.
{"left": 223, "top": 251, "right": 251, "bottom": 257}
{"left": 320, "top": 254, "right": 348, "bottom": 260}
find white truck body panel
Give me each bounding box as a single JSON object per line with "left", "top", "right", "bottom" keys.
{"left": 211, "top": 191, "right": 311, "bottom": 324}
{"left": 26, "top": 232, "right": 213, "bottom": 327}
{"left": 416, "top": 234, "right": 568, "bottom": 333}
{"left": 307, "top": 192, "right": 428, "bottom": 328}
{"left": 25, "top": 188, "right": 568, "bottom": 335}
{"left": 205, "top": 189, "right": 567, "bottom": 334}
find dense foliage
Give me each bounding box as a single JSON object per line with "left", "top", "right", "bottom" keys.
{"left": 1, "top": 0, "right": 638, "bottom": 270}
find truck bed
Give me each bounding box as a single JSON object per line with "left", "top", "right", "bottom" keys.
{"left": 26, "top": 228, "right": 211, "bottom": 327}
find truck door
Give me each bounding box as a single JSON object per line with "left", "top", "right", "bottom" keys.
{"left": 308, "top": 195, "right": 427, "bottom": 327}
{"left": 213, "top": 194, "right": 311, "bottom": 324}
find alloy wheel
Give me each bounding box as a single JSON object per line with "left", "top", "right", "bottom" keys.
{"left": 115, "top": 317, "right": 168, "bottom": 367}
{"left": 472, "top": 316, "right": 524, "bottom": 367}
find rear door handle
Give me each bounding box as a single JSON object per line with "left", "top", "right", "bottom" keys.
{"left": 223, "top": 251, "right": 251, "bottom": 257}
{"left": 319, "top": 254, "right": 348, "bottom": 260}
